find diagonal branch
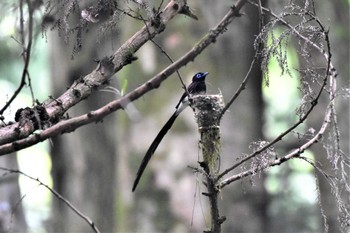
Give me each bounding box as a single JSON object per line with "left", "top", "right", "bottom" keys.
{"left": 0, "top": 0, "right": 195, "bottom": 145}
{"left": 219, "top": 53, "right": 258, "bottom": 120}
{"left": 0, "top": 0, "right": 249, "bottom": 155}
{"left": 220, "top": 98, "right": 335, "bottom": 188}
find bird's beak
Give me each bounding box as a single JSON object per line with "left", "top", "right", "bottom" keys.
{"left": 204, "top": 72, "right": 209, "bottom": 76}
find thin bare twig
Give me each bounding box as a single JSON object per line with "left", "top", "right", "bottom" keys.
{"left": 219, "top": 54, "right": 258, "bottom": 120}
{"left": 0, "top": 0, "right": 35, "bottom": 115}
{"left": 0, "top": 166, "right": 101, "bottom": 233}
{"left": 139, "top": 13, "right": 187, "bottom": 92}
{"left": 220, "top": 93, "right": 334, "bottom": 188}
{"left": 150, "top": 39, "right": 188, "bottom": 94}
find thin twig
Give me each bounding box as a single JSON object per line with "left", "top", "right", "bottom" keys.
{"left": 219, "top": 54, "right": 258, "bottom": 120}
{"left": 0, "top": 0, "right": 35, "bottom": 115}
{"left": 249, "top": 1, "right": 336, "bottom": 71}
{"left": 0, "top": 166, "right": 101, "bottom": 233}
{"left": 156, "top": 0, "right": 165, "bottom": 14}
{"left": 139, "top": 13, "right": 187, "bottom": 91}
{"left": 150, "top": 39, "right": 187, "bottom": 94}
{"left": 220, "top": 96, "right": 334, "bottom": 188}
{"left": 141, "top": 3, "right": 198, "bottom": 105}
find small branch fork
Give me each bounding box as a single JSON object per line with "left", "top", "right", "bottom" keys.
{"left": 0, "top": 0, "right": 249, "bottom": 155}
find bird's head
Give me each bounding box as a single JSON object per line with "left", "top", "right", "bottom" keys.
{"left": 192, "top": 72, "right": 209, "bottom": 81}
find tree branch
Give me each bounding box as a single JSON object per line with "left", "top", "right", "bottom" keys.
{"left": 0, "top": 0, "right": 249, "bottom": 154}
{"left": 0, "top": 0, "right": 195, "bottom": 145}
{"left": 0, "top": 167, "right": 100, "bottom": 233}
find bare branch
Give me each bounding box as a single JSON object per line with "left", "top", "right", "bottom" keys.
{"left": 150, "top": 39, "right": 187, "bottom": 94}
{"left": 0, "top": 0, "right": 249, "bottom": 154}
{"left": 0, "top": 167, "right": 101, "bottom": 233}
{"left": 219, "top": 53, "right": 258, "bottom": 120}
{"left": 0, "top": 0, "right": 196, "bottom": 145}
{"left": 0, "top": 0, "right": 34, "bottom": 115}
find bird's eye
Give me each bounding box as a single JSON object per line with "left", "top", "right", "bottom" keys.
{"left": 196, "top": 73, "right": 201, "bottom": 78}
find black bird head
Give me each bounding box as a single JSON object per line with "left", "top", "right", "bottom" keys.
{"left": 187, "top": 72, "right": 208, "bottom": 96}
{"left": 192, "top": 72, "right": 209, "bottom": 82}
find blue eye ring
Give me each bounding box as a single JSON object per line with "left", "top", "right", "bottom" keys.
{"left": 196, "top": 73, "right": 201, "bottom": 78}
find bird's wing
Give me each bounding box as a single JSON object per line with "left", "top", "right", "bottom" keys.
{"left": 175, "top": 92, "right": 187, "bottom": 109}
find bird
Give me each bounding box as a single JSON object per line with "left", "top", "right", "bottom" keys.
{"left": 132, "top": 72, "right": 209, "bottom": 192}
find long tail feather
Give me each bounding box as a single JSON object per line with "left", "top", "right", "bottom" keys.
{"left": 132, "top": 111, "right": 179, "bottom": 192}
